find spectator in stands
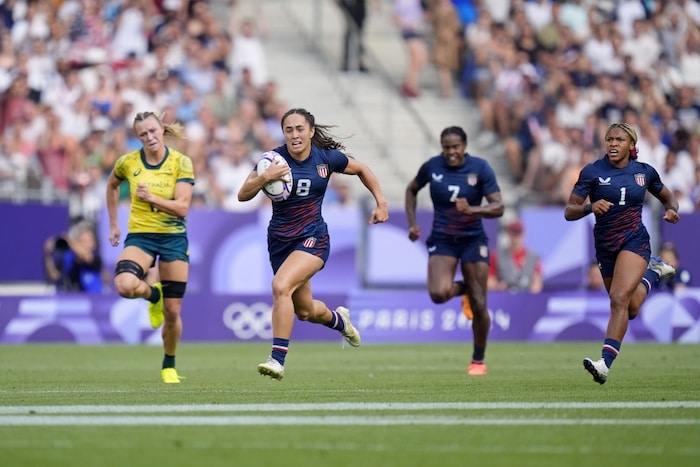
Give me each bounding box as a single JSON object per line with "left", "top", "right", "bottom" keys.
{"left": 325, "top": 176, "right": 357, "bottom": 208}
{"left": 582, "top": 22, "right": 616, "bottom": 75}
{"left": 229, "top": 18, "right": 268, "bottom": 89}
{"left": 110, "top": 0, "right": 151, "bottom": 61}
{"left": 43, "top": 219, "right": 104, "bottom": 293}
{"left": 393, "top": 0, "right": 428, "bottom": 98}
{"left": 210, "top": 137, "right": 264, "bottom": 211}
{"left": 203, "top": 67, "right": 237, "bottom": 124}
{"left": 405, "top": 126, "right": 504, "bottom": 376}
{"left": 488, "top": 218, "right": 543, "bottom": 293}
{"left": 178, "top": 33, "right": 216, "bottom": 95}
{"left": 487, "top": 45, "right": 528, "bottom": 140}
{"left": 657, "top": 241, "right": 692, "bottom": 292}
{"left": 523, "top": 0, "right": 553, "bottom": 32}
{"left": 174, "top": 82, "right": 201, "bottom": 124}
{"left": 426, "top": 0, "right": 462, "bottom": 98}
{"left": 615, "top": 0, "right": 647, "bottom": 40}
{"left": 690, "top": 165, "right": 700, "bottom": 210}
{"left": 461, "top": 6, "right": 494, "bottom": 99}
{"left": 0, "top": 133, "right": 31, "bottom": 198}
{"left": 37, "top": 106, "right": 79, "bottom": 195}
{"left": 337, "top": 0, "right": 369, "bottom": 72}
{"left": 503, "top": 84, "right": 549, "bottom": 188}
{"left": 675, "top": 85, "right": 700, "bottom": 135}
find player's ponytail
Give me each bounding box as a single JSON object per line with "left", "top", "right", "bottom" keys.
{"left": 133, "top": 111, "right": 185, "bottom": 139}
{"left": 281, "top": 108, "right": 346, "bottom": 151}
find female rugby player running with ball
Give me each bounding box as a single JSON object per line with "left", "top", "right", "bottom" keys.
{"left": 238, "top": 108, "right": 388, "bottom": 380}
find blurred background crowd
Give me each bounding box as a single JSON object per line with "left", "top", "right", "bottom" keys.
{"left": 2, "top": 0, "right": 700, "bottom": 220}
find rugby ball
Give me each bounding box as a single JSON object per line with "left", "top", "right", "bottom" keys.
{"left": 256, "top": 151, "right": 292, "bottom": 202}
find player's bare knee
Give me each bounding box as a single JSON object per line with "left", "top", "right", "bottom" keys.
{"left": 429, "top": 292, "right": 449, "bottom": 304}
{"left": 294, "top": 307, "right": 313, "bottom": 321}
{"left": 470, "top": 296, "right": 486, "bottom": 312}
{"left": 428, "top": 286, "right": 452, "bottom": 304}
{"left": 608, "top": 291, "right": 629, "bottom": 312}
{"left": 270, "top": 278, "right": 292, "bottom": 300}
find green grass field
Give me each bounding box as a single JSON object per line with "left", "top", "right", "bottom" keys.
{"left": 1, "top": 342, "right": 699, "bottom": 467}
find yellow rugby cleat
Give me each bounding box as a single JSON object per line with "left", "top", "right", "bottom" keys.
{"left": 161, "top": 368, "right": 183, "bottom": 384}
{"left": 148, "top": 282, "right": 164, "bottom": 329}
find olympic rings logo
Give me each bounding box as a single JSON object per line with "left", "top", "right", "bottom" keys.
{"left": 222, "top": 301, "right": 273, "bottom": 340}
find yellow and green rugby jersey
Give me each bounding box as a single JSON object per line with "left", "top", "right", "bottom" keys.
{"left": 114, "top": 147, "right": 195, "bottom": 234}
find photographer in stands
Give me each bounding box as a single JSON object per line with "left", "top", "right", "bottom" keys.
{"left": 43, "top": 220, "right": 105, "bottom": 293}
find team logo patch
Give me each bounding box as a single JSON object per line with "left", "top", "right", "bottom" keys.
{"left": 467, "top": 173, "right": 478, "bottom": 186}
{"left": 303, "top": 237, "right": 317, "bottom": 248}
{"left": 634, "top": 173, "right": 646, "bottom": 186}
{"left": 316, "top": 164, "right": 329, "bottom": 178}
{"left": 479, "top": 245, "right": 488, "bottom": 258}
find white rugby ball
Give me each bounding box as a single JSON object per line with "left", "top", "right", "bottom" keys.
{"left": 256, "top": 151, "right": 292, "bottom": 202}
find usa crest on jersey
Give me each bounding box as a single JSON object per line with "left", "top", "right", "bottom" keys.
{"left": 479, "top": 245, "right": 489, "bottom": 258}
{"left": 467, "top": 173, "right": 478, "bottom": 186}
{"left": 316, "top": 164, "right": 329, "bottom": 178}
{"left": 634, "top": 173, "right": 646, "bottom": 186}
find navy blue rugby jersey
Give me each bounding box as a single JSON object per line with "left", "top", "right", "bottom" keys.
{"left": 571, "top": 155, "right": 664, "bottom": 251}
{"left": 414, "top": 154, "right": 500, "bottom": 239}
{"left": 267, "top": 144, "right": 349, "bottom": 240}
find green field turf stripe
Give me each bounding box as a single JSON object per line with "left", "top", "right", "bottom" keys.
{"left": 1, "top": 415, "right": 699, "bottom": 426}
{"left": 1, "top": 401, "right": 699, "bottom": 414}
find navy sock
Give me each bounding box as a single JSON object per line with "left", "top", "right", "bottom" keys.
{"left": 640, "top": 268, "right": 659, "bottom": 293}
{"left": 323, "top": 310, "right": 345, "bottom": 332}
{"left": 162, "top": 354, "right": 175, "bottom": 369}
{"left": 271, "top": 337, "right": 289, "bottom": 365}
{"left": 455, "top": 280, "right": 467, "bottom": 296}
{"left": 148, "top": 286, "right": 161, "bottom": 304}
{"left": 601, "top": 338, "right": 620, "bottom": 368}
{"left": 472, "top": 346, "right": 485, "bottom": 362}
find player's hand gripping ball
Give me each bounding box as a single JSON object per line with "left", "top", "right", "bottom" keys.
{"left": 256, "top": 151, "right": 292, "bottom": 202}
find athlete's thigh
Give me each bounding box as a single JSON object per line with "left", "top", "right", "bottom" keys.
{"left": 427, "top": 254, "right": 459, "bottom": 289}
{"left": 276, "top": 250, "right": 324, "bottom": 292}
{"left": 158, "top": 259, "right": 189, "bottom": 283}
{"left": 609, "top": 250, "right": 647, "bottom": 298}
{"left": 117, "top": 245, "right": 154, "bottom": 274}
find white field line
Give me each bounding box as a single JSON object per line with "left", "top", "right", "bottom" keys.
{"left": 0, "top": 415, "right": 698, "bottom": 426}
{"left": 0, "top": 402, "right": 699, "bottom": 426}
{"left": 0, "top": 401, "right": 699, "bottom": 414}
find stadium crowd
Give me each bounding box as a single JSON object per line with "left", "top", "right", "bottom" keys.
{"left": 0, "top": 0, "right": 287, "bottom": 224}
{"left": 457, "top": 0, "right": 700, "bottom": 210}
{"left": 2, "top": 0, "right": 700, "bottom": 225}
